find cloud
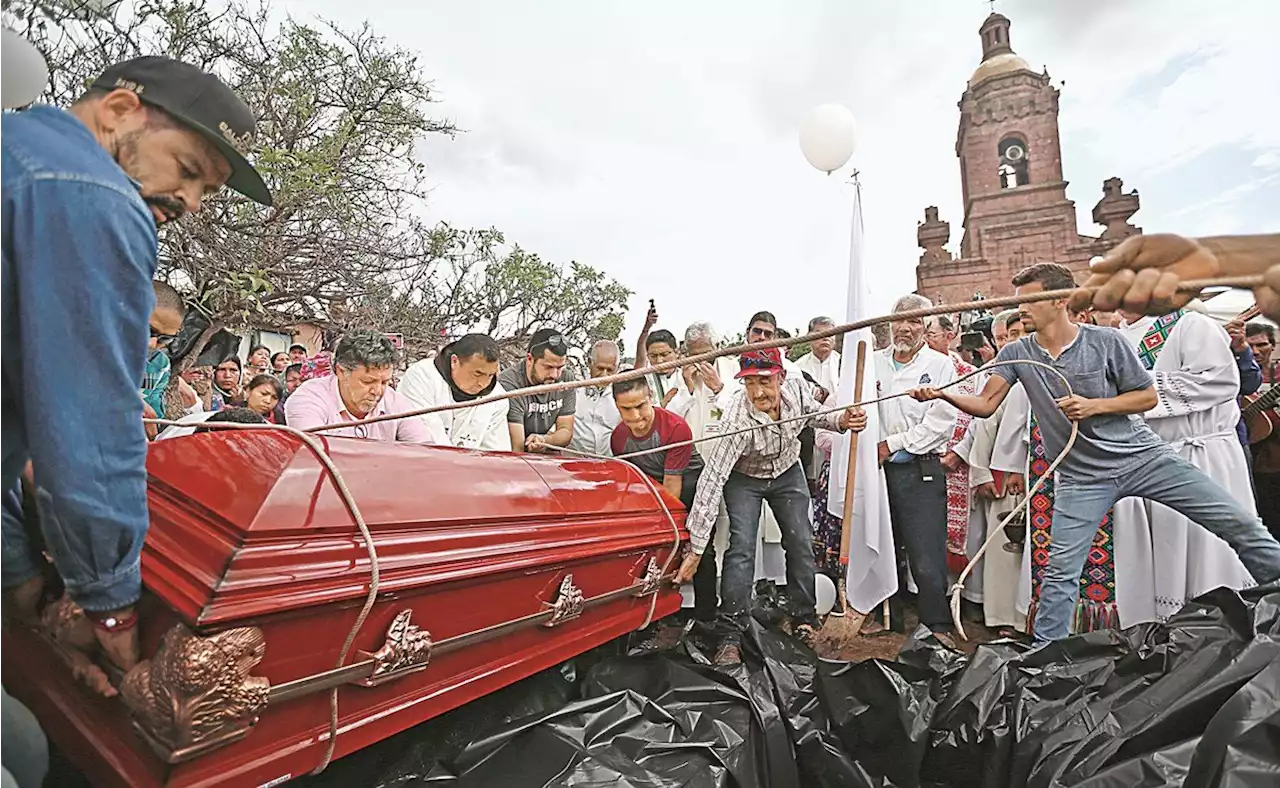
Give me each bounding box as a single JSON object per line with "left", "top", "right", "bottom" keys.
{"left": 1253, "top": 151, "right": 1280, "bottom": 170}
{"left": 283, "top": 0, "right": 1278, "bottom": 346}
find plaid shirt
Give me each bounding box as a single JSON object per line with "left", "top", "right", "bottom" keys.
{"left": 684, "top": 376, "right": 842, "bottom": 553}
{"left": 141, "top": 350, "right": 171, "bottom": 416}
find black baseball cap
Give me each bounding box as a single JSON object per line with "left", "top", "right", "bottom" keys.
{"left": 91, "top": 56, "right": 273, "bottom": 206}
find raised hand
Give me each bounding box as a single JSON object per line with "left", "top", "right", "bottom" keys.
{"left": 1070, "top": 234, "right": 1218, "bottom": 316}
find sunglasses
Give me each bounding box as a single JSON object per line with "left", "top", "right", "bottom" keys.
{"left": 530, "top": 333, "right": 568, "bottom": 356}
{"left": 150, "top": 325, "right": 178, "bottom": 348}
{"left": 740, "top": 355, "right": 781, "bottom": 371}
{"left": 749, "top": 326, "right": 775, "bottom": 339}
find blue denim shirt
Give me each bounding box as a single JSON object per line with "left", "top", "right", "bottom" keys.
{"left": 2, "top": 106, "right": 157, "bottom": 612}
{"left": 1236, "top": 346, "right": 1262, "bottom": 445}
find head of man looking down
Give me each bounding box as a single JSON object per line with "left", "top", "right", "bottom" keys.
{"left": 498, "top": 328, "right": 578, "bottom": 453}
{"left": 283, "top": 330, "right": 432, "bottom": 443}
{"left": 1, "top": 55, "right": 271, "bottom": 698}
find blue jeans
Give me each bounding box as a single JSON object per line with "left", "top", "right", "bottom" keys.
{"left": 719, "top": 463, "right": 817, "bottom": 643}
{"left": 1, "top": 686, "right": 47, "bottom": 788}
{"left": 1036, "top": 451, "right": 1280, "bottom": 643}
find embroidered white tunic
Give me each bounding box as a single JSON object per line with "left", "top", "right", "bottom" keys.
{"left": 1113, "top": 311, "right": 1256, "bottom": 625}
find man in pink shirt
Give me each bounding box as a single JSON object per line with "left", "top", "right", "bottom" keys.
{"left": 285, "top": 330, "right": 434, "bottom": 444}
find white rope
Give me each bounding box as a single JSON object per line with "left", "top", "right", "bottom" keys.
{"left": 110, "top": 277, "right": 1254, "bottom": 767}
{"left": 301, "top": 275, "right": 1260, "bottom": 436}
{"left": 550, "top": 358, "right": 1078, "bottom": 641}
{"left": 143, "top": 419, "right": 377, "bottom": 775}
{"left": 141, "top": 414, "right": 686, "bottom": 770}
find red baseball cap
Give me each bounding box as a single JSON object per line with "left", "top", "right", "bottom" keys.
{"left": 736, "top": 347, "right": 786, "bottom": 379}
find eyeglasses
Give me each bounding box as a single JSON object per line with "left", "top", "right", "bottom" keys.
{"left": 150, "top": 326, "right": 178, "bottom": 348}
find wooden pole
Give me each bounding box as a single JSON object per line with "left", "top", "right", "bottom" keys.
{"left": 817, "top": 340, "right": 870, "bottom": 652}
{"left": 838, "top": 340, "right": 868, "bottom": 566}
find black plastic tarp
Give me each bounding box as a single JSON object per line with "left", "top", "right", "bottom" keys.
{"left": 300, "top": 585, "right": 1279, "bottom": 788}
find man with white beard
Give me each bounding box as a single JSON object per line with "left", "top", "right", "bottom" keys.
{"left": 875, "top": 295, "right": 959, "bottom": 641}
{"left": 1112, "top": 307, "right": 1256, "bottom": 624}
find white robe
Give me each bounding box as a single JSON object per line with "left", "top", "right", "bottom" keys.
{"left": 1113, "top": 312, "right": 1256, "bottom": 625}
{"left": 986, "top": 384, "right": 1031, "bottom": 631}
{"left": 948, "top": 415, "right": 983, "bottom": 605}
{"left": 996, "top": 386, "right": 1044, "bottom": 627}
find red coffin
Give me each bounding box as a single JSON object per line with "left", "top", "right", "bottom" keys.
{"left": 3, "top": 431, "right": 686, "bottom": 787}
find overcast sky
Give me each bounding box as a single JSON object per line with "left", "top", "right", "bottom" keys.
{"left": 288, "top": 0, "right": 1278, "bottom": 347}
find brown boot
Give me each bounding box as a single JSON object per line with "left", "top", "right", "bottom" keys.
{"left": 713, "top": 642, "right": 741, "bottom": 666}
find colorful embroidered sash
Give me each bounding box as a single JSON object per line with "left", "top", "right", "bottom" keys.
{"left": 1136, "top": 310, "right": 1184, "bottom": 370}
{"left": 945, "top": 356, "right": 977, "bottom": 573}
{"left": 1026, "top": 415, "right": 1118, "bottom": 634}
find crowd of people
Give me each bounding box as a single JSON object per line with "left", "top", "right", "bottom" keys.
{"left": 5, "top": 51, "right": 1280, "bottom": 786}
{"left": 153, "top": 264, "right": 1278, "bottom": 663}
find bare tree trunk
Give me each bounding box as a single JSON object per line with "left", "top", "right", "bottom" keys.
{"left": 161, "top": 320, "right": 225, "bottom": 418}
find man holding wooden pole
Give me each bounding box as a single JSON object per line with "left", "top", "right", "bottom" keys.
{"left": 672, "top": 347, "right": 866, "bottom": 666}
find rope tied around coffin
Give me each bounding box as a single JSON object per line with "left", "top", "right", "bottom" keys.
{"left": 139, "top": 273, "right": 1258, "bottom": 772}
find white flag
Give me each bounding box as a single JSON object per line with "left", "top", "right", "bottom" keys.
{"left": 826, "top": 181, "right": 898, "bottom": 614}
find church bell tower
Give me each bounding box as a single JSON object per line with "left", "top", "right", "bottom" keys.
{"left": 955, "top": 12, "right": 1076, "bottom": 261}
{"left": 914, "top": 13, "right": 1141, "bottom": 306}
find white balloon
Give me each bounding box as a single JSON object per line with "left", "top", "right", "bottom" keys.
{"left": 2, "top": 28, "right": 49, "bottom": 110}
{"left": 799, "top": 104, "right": 858, "bottom": 174}
{"left": 814, "top": 573, "right": 837, "bottom": 617}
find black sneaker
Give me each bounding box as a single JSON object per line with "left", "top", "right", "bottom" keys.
{"left": 829, "top": 594, "right": 846, "bottom": 617}
{"left": 627, "top": 626, "right": 662, "bottom": 655}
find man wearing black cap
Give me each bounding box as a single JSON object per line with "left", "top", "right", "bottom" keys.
{"left": 499, "top": 328, "right": 578, "bottom": 453}
{"left": 1, "top": 56, "right": 270, "bottom": 695}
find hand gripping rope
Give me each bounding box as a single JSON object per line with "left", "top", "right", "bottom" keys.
{"left": 141, "top": 273, "right": 1256, "bottom": 772}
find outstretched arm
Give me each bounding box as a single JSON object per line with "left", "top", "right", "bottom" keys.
{"left": 910, "top": 374, "right": 1010, "bottom": 419}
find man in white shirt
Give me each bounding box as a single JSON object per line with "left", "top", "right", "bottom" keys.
{"left": 794, "top": 316, "right": 841, "bottom": 396}
{"left": 641, "top": 330, "right": 683, "bottom": 408}
{"left": 795, "top": 316, "right": 843, "bottom": 489}
{"left": 875, "top": 294, "right": 960, "bottom": 639}
{"left": 568, "top": 340, "right": 622, "bottom": 456}
{"left": 666, "top": 322, "right": 736, "bottom": 438}
{"left": 399, "top": 333, "right": 509, "bottom": 451}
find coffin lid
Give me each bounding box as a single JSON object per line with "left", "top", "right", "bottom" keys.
{"left": 143, "top": 431, "right": 679, "bottom": 628}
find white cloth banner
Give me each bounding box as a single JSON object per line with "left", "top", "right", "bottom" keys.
{"left": 825, "top": 182, "right": 897, "bottom": 614}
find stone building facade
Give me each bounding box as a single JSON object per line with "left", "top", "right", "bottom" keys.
{"left": 915, "top": 13, "right": 1142, "bottom": 306}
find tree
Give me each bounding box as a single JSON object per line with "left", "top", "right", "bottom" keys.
{"left": 5, "top": 0, "right": 632, "bottom": 365}
{"left": 5, "top": 0, "right": 457, "bottom": 345}
{"left": 335, "top": 224, "right": 632, "bottom": 361}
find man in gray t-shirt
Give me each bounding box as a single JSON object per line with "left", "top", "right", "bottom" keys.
{"left": 989, "top": 324, "right": 1169, "bottom": 481}
{"left": 498, "top": 328, "right": 577, "bottom": 453}
{"left": 910, "top": 263, "right": 1280, "bottom": 645}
